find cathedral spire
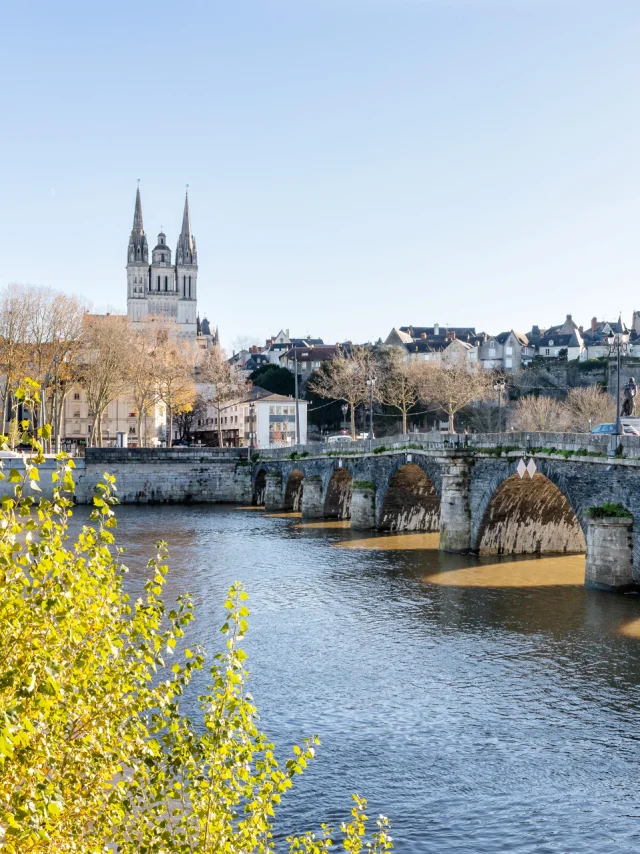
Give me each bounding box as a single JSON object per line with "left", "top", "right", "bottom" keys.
{"left": 132, "top": 181, "right": 144, "bottom": 234}
{"left": 176, "top": 187, "right": 197, "bottom": 265}
{"left": 127, "top": 182, "right": 148, "bottom": 265}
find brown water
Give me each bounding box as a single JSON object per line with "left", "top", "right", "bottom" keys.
{"left": 70, "top": 505, "right": 640, "bottom": 853}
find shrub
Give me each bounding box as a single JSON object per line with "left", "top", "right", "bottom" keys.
{"left": 0, "top": 382, "right": 393, "bottom": 853}
{"left": 586, "top": 502, "right": 632, "bottom": 519}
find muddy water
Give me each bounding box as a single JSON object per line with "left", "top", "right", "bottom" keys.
{"left": 70, "top": 505, "right": 640, "bottom": 853}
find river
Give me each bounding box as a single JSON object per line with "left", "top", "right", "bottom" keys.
{"left": 75, "top": 504, "right": 640, "bottom": 853}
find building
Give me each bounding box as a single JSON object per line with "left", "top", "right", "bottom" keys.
{"left": 529, "top": 314, "right": 584, "bottom": 360}
{"left": 195, "top": 385, "right": 308, "bottom": 448}
{"left": 478, "top": 331, "right": 534, "bottom": 371}
{"left": 280, "top": 345, "right": 338, "bottom": 388}
{"left": 385, "top": 325, "right": 483, "bottom": 366}
{"left": 126, "top": 185, "right": 218, "bottom": 348}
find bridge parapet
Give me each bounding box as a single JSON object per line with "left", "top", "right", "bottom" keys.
{"left": 258, "top": 430, "right": 636, "bottom": 461}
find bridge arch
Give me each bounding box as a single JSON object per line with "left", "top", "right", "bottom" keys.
{"left": 284, "top": 468, "right": 304, "bottom": 512}
{"left": 473, "top": 462, "right": 586, "bottom": 555}
{"left": 252, "top": 468, "right": 267, "bottom": 506}
{"left": 377, "top": 462, "right": 440, "bottom": 531}
{"left": 323, "top": 466, "right": 353, "bottom": 519}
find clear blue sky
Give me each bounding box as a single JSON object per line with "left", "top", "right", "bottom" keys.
{"left": 2, "top": 0, "right": 640, "bottom": 349}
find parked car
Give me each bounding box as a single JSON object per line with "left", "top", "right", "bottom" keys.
{"left": 326, "top": 434, "right": 354, "bottom": 444}
{"left": 590, "top": 423, "right": 640, "bottom": 436}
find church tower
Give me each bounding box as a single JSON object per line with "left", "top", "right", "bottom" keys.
{"left": 126, "top": 185, "right": 149, "bottom": 322}
{"left": 176, "top": 191, "right": 198, "bottom": 334}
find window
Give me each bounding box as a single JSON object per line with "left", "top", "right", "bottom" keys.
{"left": 188, "top": 275, "right": 192, "bottom": 298}
{"left": 505, "top": 358, "right": 512, "bottom": 369}
{"left": 161, "top": 253, "right": 165, "bottom": 262}
{"left": 73, "top": 410, "right": 80, "bottom": 418}
{"left": 157, "top": 276, "right": 161, "bottom": 290}
{"left": 73, "top": 392, "right": 80, "bottom": 400}
{"left": 164, "top": 276, "right": 168, "bottom": 291}
{"left": 545, "top": 348, "right": 550, "bottom": 356}
{"left": 505, "top": 346, "right": 513, "bottom": 355}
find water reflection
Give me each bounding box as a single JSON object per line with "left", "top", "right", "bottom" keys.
{"left": 425, "top": 554, "right": 585, "bottom": 588}
{"left": 66, "top": 505, "right": 640, "bottom": 853}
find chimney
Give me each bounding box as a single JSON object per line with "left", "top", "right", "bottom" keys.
{"left": 447, "top": 330, "right": 456, "bottom": 341}
{"left": 591, "top": 317, "right": 598, "bottom": 333}
{"left": 579, "top": 325, "right": 583, "bottom": 334}
{"left": 434, "top": 323, "right": 440, "bottom": 336}
{"left": 421, "top": 332, "right": 427, "bottom": 339}
{"left": 286, "top": 329, "right": 290, "bottom": 338}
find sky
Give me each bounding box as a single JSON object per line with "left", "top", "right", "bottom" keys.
{"left": 2, "top": 0, "right": 640, "bottom": 350}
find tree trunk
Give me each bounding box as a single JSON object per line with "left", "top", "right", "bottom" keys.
{"left": 168, "top": 407, "right": 173, "bottom": 447}
{"left": 402, "top": 409, "right": 407, "bottom": 435}
{"left": 0, "top": 380, "right": 10, "bottom": 436}
{"left": 96, "top": 412, "right": 103, "bottom": 447}
{"left": 137, "top": 410, "right": 143, "bottom": 448}
{"left": 350, "top": 405, "right": 356, "bottom": 439}
{"left": 217, "top": 403, "right": 222, "bottom": 448}
{"left": 56, "top": 387, "right": 69, "bottom": 453}
{"left": 448, "top": 410, "right": 455, "bottom": 433}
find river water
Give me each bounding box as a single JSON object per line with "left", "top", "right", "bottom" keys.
{"left": 77, "top": 504, "right": 640, "bottom": 853}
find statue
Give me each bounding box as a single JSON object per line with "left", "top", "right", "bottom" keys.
{"left": 621, "top": 377, "right": 637, "bottom": 417}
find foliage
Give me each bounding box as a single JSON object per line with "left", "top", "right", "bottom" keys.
{"left": 352, "top": 480, "right": 375, "bottom": 490}
{"left": 0, "top": 381, "right": 392, "bottom": 853}
{"left": 585, "top": 502, "right": 632, "bottom": 518}
{"left": 250, "top": 364, "right": 295, "bottom": 397}
{"left": 372, "top": 446, "right": 388, "bottom": 454}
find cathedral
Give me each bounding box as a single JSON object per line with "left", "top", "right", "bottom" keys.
{"left": 126, "top": 185, "right": 217, "bottom": 346}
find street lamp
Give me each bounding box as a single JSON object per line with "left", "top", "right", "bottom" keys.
{"left": 366, "top": 375, "right": 376, "bottom": 450}
{"left": 248, "top": 401, "right": 256, "bottom": 460}
{"left": 493, "top": 377, "right": 507, "bottom": 433}
{"left": 341, "top": 403, "right": 348, "bottom": 432}
{"left": 606, "top": 329, "right": 630, "bottom": 440}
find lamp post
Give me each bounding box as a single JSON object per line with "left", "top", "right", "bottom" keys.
{"left": 366, "top": 375, "right": 376, "bottom": 451}
{"left": 493, "top": 377, "right": 506, "bottom": 433}
{"left": 607, "top": 329, "right": 630, "bottom": 440}
{"left": 293, "top": 349, "right": 300, "bottom": 446}
{"left": 341, "top": 403, "right": 348, "bottom": 433}
{"left": 248, "top": 401, "right": 256, "bottom": 460}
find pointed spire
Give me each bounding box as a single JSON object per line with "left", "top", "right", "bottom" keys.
{"left": 132, "top": 181, "right": 144, "bottom": 234}
{"left": 176, "top": 186, "right": 196, "bottom": 265}
{"left": 180, "top": 191, "right": 192, "bottom": 246}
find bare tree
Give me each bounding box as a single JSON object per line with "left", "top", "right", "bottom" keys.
{"left": 78, "top": 314, "right": 132, "bottom": 446}
{"left": 199, "top": 349, "right": 247, "bottom": 447}
{"left": 0, "top": 286, "right": 32, "bottom": 432}
{"left": 509, "top": 395, "right": 571, "bottom": 432}
{"left": 565, "top": 386, "right": 615, "bottom": 432}
{"left": 308, "top": 345, "right": 375, "bottom": 438}
{"left": 414, "top": 356, "right": 495, "bottom": 433}
{"left": 378, "top": 348, "right": 421, "bottom": 434}
{"left": 156, "top": 335, "right": 196, "bottom": 446}
{"left": 128, "top": 320, "right": 164, "bottom": 447}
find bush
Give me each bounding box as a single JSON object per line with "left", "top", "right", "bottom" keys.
{"left": 0, "top": 382, "right": 393, "bottom": 853}
{"left": 585, "top": 502, "right": 632, "bottom": 519}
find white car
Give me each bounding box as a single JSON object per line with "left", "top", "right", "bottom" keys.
{"left": 326, "top": 434, "right": 354, "bottom": 444}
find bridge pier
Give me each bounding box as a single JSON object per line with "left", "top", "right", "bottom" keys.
{"left": 585, "top": 518, "right": 635, "bottom": 592}
{"left": 264, "top": 473, "right": 285, "bottom": 511}
{"left": 438, "top": 457, "right": 473, "bottom": 553}
{"left": 351, "top": 483, "right": 376, "bottom": 530}
{"left": 301, "top": 476, "right": 324, "bottom": 519}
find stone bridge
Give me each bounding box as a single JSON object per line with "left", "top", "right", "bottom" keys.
{"left": 252, "top": 431, "right": 640, "bottom": 593}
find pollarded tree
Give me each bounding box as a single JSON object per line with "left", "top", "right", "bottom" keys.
{"left": 308, "top": 345, "right": 376, "bottom": 438}
{"left": 415, "top": 355, "right": 495, "bottom": 433}
{"left": 378, "top": 348, "right": 422, "bottom": 434}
